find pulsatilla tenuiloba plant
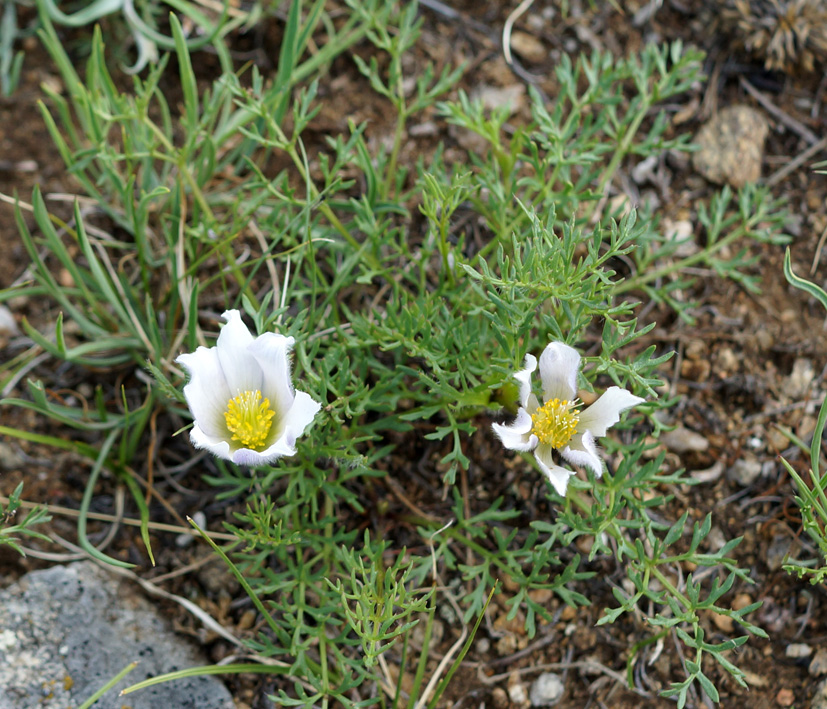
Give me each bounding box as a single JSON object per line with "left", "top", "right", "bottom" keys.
{"left": 0, "top": 2, "right": 790, "bottom": 707}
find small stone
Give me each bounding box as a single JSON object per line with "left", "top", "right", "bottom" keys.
{"left": 766, "top": 534, "right": 797, "bottom": 571}
{"left": 529, "top": 672, "right": 564, "bottom": 706}
{"left": 786, "top": 358, "right": 815, "bottom": 399}
{"left": 716, "top": 347, "right": 739, "bottom": 375}
{"left": 732, "top": 593, "right": 753, "bottom": 611}
{"left": 528, "top": 588, "right": 553, "bottom": 604}
{"left": 472, "top": 84, "right": 526, "bottom": 115}
{"left": 776, "top": 688, "right": 795, "bottom": 706}
{"left": 661, "top": 426, "right": 709, "bottom": 454}
{"left": 411, "top": 617, "right": 444, "bottom": 652}
{"left": 743, "top": 670, "right": 770, "bottom": 687}
{"left": 756, "top": 329, "right": 774, "bottom": 350}
{"left": 786, "top": 643, "right": 812, "bottom": 659}
{"left": 813, "top": 678, "right": 827, "bottom": 709}
{"left": 0, "top": 441, "right": 24, "bottom": 471}
{"left": 693, "top": 105, "right": 769, "bottom": 187}
{"left": 496, "top": 633, "right": 519, "bottom": 656}
{"left": 196, "top": 561, "right": 240, "bottom": 597}
{"left": 632, "top": 155, "right": 659, "bottom": 184}
{"left": 691, "top": 461, "right": 724, "bottom": 483}
{"left": 727, "top": 456, "right": 763, "bottom": 486}
{"left": 685, "top": 339, "right": 707, "bottom": 360}
{"left": 177, "top": 511, "right": 206, "bottom": 548}
{"left": 559, "top": 605, "right": 577, "bottom": 621}
{"left": 661, "top": 218, "right": 697, "bottom": 257}
{"left": 491, "top": 687, "right": 509, "bottom": 709}
{"left": 510, "top": 31, "right": 546, "bottom": 63}
{"left": 768, "top": 427, "right": 791, "bottom": 451}
{"left": 508, "top": 672, "right": 528, "bottom": 704}
{"left": 0, "top": 305, "right": 19, "bottom": 336}
{"left": 811, "top": 648, "right": 827, "bottom": 676}
{"left": 711, "top": 612, "right": 734, "bottom": 633}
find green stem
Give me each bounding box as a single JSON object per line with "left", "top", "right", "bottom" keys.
{"left": 615, "top": 222, "right": 750, "bottom": 294}
{"left": 590, "top": 97, "right": 652, "bottom": 220}
{"left": 384, "top": 101, "right": 407, "bottom": 200}
{"left": 286, "top": 144, "right": 379, "bottom": 268}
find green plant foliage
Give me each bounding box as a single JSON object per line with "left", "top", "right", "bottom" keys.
{"left": 0, "top": 2, "right": 792, "bottom": 705}
{"left": 0, "top": 482, "right": 51, "bottom": 555}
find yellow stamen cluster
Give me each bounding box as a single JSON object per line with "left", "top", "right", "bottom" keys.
{"left": 224, "top": 390, "right": 275, "bottom": 450}
{"left": 531, "top": 398, "right": 580, "bottom": 449}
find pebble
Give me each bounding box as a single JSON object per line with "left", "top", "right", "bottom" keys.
{"left": 509, "top": 31, "right": 547, "bottom": 63}
{"left": 491, "top": 687, "right": 509, "bottom": 709}
{"left": 691, "top": 460, "right": 724, "bottom": 483}
{"left": 811, "top": 648, "right": 827, "bottom": 676}
{"left": 813, "top": 678, "right": 827, "bottom": 709}
{"left": 508, "top": 672, "right": 528, "bottom": 704}
{"left": 662, "top": 218, "right": 697, "bottom": 256}
{"left": 786, "top": 358, "right": 815, "bottom": 399}
{"left": 766, "top": 534, "right": 796, "bottom": 571}
{"left": 0, "top": 305, "right": 19, "bottom": 336}
{"left": 472, "top": 84, "right": 526, "bottom": 115}
{"left": 632, "top": 155, "right": 659, "bottom": 184}
{"left": 692, "top": 105, "right": 768, "bottom": 187}
{"left": 711, "top": 612, "right": 734, "bottom": 633}
{"left": 786, "top": 643, "right": 812, "bottom": 659}
{"left": 411, "top": 617, "right": 444, "bottom": 652}
{"left": 176, "top": 510, "right": 206, "bottom": 547}
{"left": 776, "top": 688, "right": 795, "bottom": 707}
{"left": 0, "top": 441, "right": 24, "bottom": 471}
{"left": 529, "top": 672, "right": 564, "bottom": 706}
{"left": 660, "top": 426, "right": 709, "bottom": 454}
{"left": 726, "top": 457, "right": 763, "bottom": 486}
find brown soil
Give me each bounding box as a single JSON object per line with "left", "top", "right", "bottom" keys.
{"left": 3, "top": 1, "right": 827, "bottom": 708}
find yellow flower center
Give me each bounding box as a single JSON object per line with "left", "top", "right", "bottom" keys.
{"left": 531, "top": 398, "right": 580, "bottom": 449}
{"left": 224, "top": 390, "right": 275, "bottom": 450}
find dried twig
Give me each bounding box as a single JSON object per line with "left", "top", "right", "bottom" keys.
{"left": 739, "top": 76, "right": 820, "bottom": 145}
{"left": 766, "top": 135, "right": 827, "bottom": 187}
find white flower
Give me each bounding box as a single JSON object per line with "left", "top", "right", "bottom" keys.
{"left": 175, "top": 310, "right": 321, "bottom": 466}
{"left": 492, "top": 342, "right": 644, "bottom": 496}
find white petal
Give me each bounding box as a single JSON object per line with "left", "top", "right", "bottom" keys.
{"left": 534, "top": 443, "right": 574, "bottom": 495}
{"left": 578, "top": 387, "right": 644, "bottom": 438}
{"left": 189, "top": 423, "right": 233, "bottom": 462}
{"left": 561, "top": 431, "right": 603, "bottom": 478}
{"left": 217, "top": 310, "right": 263, "bottom": 395}
{"left": 514, "top": 354, "right": 537, "bottom": 408}
{"left": 248, "top": 332, "right": 296, "bottom": 419}
{"left": 539, "top": 342, "right": 580, "bottom": 402}
{"left": 176, "top": 347, "right": 231, "bottom": 439}
{"left": 492, "top": 408, "right": 537, "bottom": 452}
{"left": 285, "top": 390, "right": 322, "bottom": 439}
{"left": 232, "top": 439, "right": 296, "bottom": 466}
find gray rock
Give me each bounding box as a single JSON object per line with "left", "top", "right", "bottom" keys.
{"left": 786, "top": 643, "right": 812, "bottom": 659}
{"left": 0, "top": 561, "right": 234, "bottom": 709}
{"left": 727, "top": 457, "right": 763, "bottom": 486}
{"left": 661, "top": 426, "right": 709, "bottom": 454}
{"left": 529, "top": 672, "right": 564, "bottom": 706}
{"left": 692, "top": 105, "right": 768, "bottom": 188}
{"left": 811, "top": 648, "right": 827, "bottom": 676}
{"left": 813, "top": 678, "right": 827, "bottom": 709}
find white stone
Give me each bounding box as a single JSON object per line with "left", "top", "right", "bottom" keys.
{"left": 786, "top": 643, "right": 812, "bottom": 659}
{"left": 529, "top": 672, "right": 564, "bottom": 706}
